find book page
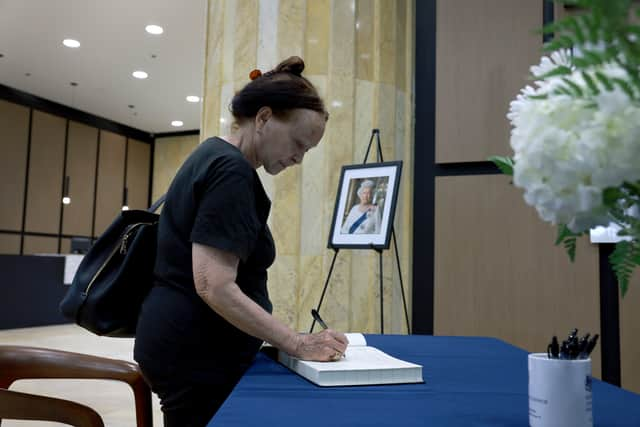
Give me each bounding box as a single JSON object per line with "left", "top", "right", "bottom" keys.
{"left": 296, "top": 346, "right": 421, "bottom": 372}
{"left": 344, "top": 333, "right": 367, "bottom": 347}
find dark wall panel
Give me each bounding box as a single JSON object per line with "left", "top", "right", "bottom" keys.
{"left": 94, "top": 131, "right": 126, "bottom": 235}
{"left": 23, "top": 235, "right": 59, "bottom": 255}
{"left": 0, "top": 234, "right": 21, "bottom": 255}
{"left": 0, "top": 99, "right": 30, "bottom": 231}
{"left": 62, "top": 121, "right": 98, "bottom": 236}
{"left": 24, "top": 110, "right": 66, "bottom": 234}
{"left": 435, "top": 0, "right": 541, "bottom": 163}
{"left": 126, "top": 139, "right": 151, "bottom": 210}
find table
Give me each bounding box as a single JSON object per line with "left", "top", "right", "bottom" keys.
{"left": 209, "top": 335, "right": 640, "bottom": 426}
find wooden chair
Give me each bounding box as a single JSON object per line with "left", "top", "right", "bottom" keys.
{"left": 0, "top": 345, "right": 152, "bottom": 427}
{"left": 0, "top": 388, "right": 103, "bottom": 427}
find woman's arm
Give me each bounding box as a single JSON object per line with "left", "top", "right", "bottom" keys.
{"left": 192, "top": 242, "right": 348, "bottom": 361}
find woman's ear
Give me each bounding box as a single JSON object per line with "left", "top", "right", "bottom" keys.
{"left": 255, "top": 107, "right": 272, "bottom": 132}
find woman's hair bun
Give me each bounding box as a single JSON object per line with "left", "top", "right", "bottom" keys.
{"left": 231, "top": 55, "right": 325, "bottom": 122}
{"left": 273, "top": 56, "right": 305, "bottom": 76}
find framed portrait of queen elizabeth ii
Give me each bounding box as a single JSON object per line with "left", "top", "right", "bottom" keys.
{"left": 328, "top": 161, "right": 402, "bottom": 249}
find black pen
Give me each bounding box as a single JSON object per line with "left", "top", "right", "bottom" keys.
{"left": 311, "top": 309, "right": 329, "bottom": 330}
{"left": 580, "top": 334, "right": 599, "bottom": 359}
{"left": 577, "top": 334, "right": 590, "bottom": 356}
{"left": 548, "top": 336, "right": 560, "bottom": 358}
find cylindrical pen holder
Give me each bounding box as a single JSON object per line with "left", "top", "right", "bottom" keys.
{"left": 528, "top": 353, "right": 593, "bottom": 427}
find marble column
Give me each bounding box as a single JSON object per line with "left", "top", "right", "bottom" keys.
{"left": 201, "top": 0, "right": 415, "bottom": 333}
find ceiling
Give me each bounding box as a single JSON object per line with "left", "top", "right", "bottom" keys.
{"left": 0, "top": 0, "right": 206, "bottom": 134}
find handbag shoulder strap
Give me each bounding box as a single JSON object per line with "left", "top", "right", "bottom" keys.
{"left": 148, "top": 194, "right": 166, "bottom": 213}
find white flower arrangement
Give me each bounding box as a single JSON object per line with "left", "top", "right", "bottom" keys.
{"left": 508, "top": 51, "right": 640, "bottom": 233}
{"left": 490, "top": 0, "right": 640, "bottom": 295}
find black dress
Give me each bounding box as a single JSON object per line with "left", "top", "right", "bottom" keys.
{"left": 134, "top": 137, "right": 275, "bottom": 427}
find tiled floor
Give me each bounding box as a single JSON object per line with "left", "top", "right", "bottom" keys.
{"left": 0, "top": 323, "right": 163, "bottom": 426}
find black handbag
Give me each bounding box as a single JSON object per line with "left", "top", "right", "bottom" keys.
{"left": 59, "top": 195, "right": 165, "bottom": 337}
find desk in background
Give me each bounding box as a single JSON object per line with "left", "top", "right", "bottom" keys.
{"left": 0, "top": 255, "right": 75, "bottom": 330}
{"left": 210, "top": 335, "right": 640, "bottom": 426}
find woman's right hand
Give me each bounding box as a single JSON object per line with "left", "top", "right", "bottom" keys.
{"left": 292, "top": 330, "right": 349, "bottom": 361}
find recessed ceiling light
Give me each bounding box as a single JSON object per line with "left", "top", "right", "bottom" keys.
{"left": 63, "top": 39, "right": 80, "bottom": 48}
{"left": 132, "top": 70, "right": 148, "bottom": 79}
{"left": 145, "top": 25, "right": 164, "bottom": 35}
{"left": 0, "top": 54, "right": 4, "bottom": 58}
{"left": 186, "top": 95, "right": 200, "bottom": 103}
{"left": 171, "top": 120, "right": 184, "bottom": 127}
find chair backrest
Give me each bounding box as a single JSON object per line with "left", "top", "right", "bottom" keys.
{"left": 0, "top": 346, "right": 152, "bottom": 427}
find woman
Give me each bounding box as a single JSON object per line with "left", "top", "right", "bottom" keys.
{"left": 340, "top": 179, "right": 382, "bottom": 234}
{"left": 134, "top": 57, "right": 348, "bottom": 426}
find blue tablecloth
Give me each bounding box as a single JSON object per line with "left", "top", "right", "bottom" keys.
{"left": 209, "top": 335, "right": 640, "bottom": 426}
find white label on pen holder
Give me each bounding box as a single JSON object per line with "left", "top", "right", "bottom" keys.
{"left": 528, "top": 353, "right": 593, "bottom": 427}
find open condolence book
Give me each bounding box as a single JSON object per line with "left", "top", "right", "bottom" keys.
{"left": 277, "top": 333, "right": 423, "bottom": 387}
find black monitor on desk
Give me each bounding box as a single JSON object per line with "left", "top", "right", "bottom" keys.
{"left": 70, "top": 237, "right": 92, "bottom": 254}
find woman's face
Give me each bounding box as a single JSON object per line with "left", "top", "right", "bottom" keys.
{"left": 255, "top": 108, "right": 326, "bottom": 175}
{"left": 359, "top": 187, "right": 373, "bottom": 204}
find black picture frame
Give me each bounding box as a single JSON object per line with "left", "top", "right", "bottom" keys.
{"left": 328, "top": 161, "right": 402, "bottom": 249}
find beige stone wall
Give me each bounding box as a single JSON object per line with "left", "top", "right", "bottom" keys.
{"left": 152, "top": 134, "right": 200, "bottom": 202}
{"left": 201, "top": 0, "right": 415, "bottom": 334}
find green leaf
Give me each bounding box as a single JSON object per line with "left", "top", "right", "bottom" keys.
{"left": 581, "top": 49, "right": 607, "bottom": 65}
{"left": 626, "top": 69, "right": 640, "bottom": 92}
{"left": 581, "top": 71, "right": 600, "bottom": 94}
{"left": 540, "top": 21, "right": 563, "bottom": 35}
{"left": 571, "top": 56, "right": 593, "bottom": 69}
{"left": 528, "top": 94, "right": 550, "bottom": 100}
{"left": 487, "top": 156, "right": 515, "bottom": 176}
{"left": 603, "top": 187, "right": 625, "bottom": 207}
{"left": 544, "top": 40, "right": 565, "bottom": 53}
{"left": 609, "top": 241, "right": 639, "bottom": 297}
{"left": 555, "top": 224, "right": 580, "bottom": 262}
{"left": 536, "top": 65, "right": 573, "bottom": 79}
{"left": 604, "top": 46, "right": 620, "bottom": 61}
{"left": 611, "top": 77, "right": 636, "bottom": 98}
{"left": 594, "top": 71, "right": 614, "bottom": 90}
{"left": 581, "top": 14, "right": 601, "bottom": 44}
{"left": 555, "top": 224, "right": 571, "bottom": 246}
{"left": 622, "top": 181, "right": 640, "bottom": 197}
{"left": 554, "top": 86, "right": 575, "bottom": 97}
{"left": 567, "top": 17, "right": 586, "bottom": 44}
{"left": 562, "top": 77, "right": 585, "bottom": 96}
{"left": 544, "top": 35, "right": 576, "bottom": 52}
{"left": 558, "top": 35, "right": 576, "bottom": 49}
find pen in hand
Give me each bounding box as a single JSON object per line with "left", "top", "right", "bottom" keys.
{"left": 311, "top": 309, "right": 329, "bottom": 330}
{"left": 311, "top": 309, "right": 346, "bottom": 360}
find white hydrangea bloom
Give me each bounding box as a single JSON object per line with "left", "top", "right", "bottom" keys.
{"left": 530, "top": 49, "right": 573, "bottom": 78}
{"left": 508, "top": 54, "right": 640, "bottom": 232}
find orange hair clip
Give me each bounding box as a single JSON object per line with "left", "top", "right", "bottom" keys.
{"left": 249, "top": 69, "right": 262, "bottom": 80}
